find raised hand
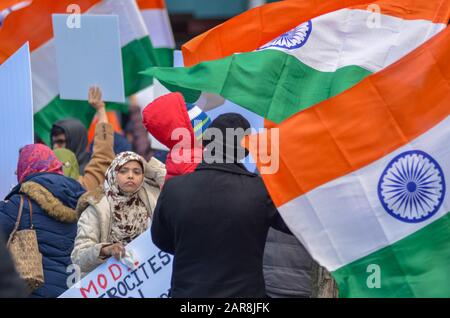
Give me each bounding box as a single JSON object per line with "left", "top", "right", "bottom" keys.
{"left": 88, "top": 86, "right": 105, "bottom": 111}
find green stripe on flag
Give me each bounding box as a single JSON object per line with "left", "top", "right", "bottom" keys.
{"left": 122, "top": 36, "right": 157, "bottom": 95}
{"left": 332, "top": 213, "right": 450, "bottom": 298}
{"left": 154, "top": 47, "right": 174, "bottom": 68}
{"left": 142, "top": 49, "right": 372, "bottom": 123}
{"left": 34, "top": 96, "right": 96, "bottom": 145}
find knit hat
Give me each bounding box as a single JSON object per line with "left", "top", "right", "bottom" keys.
{"left": 203, "top": 113, "right": 251, "bottom": 163}
{"left": 186, "top": 103, "right": 211, "bottom": 141}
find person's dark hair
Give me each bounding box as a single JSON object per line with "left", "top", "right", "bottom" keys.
{"left": 50, "top": 125, "right": 65, "bottom": 138}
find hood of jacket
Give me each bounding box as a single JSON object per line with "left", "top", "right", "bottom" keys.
{"left": 142, "top": 92, "right": 202, "bottom": 179}
{"left": 6, "top": 173, "right": 85, "bottom": 223}
{"left": 53, "top": 119, "right": 90, "bottom": 172}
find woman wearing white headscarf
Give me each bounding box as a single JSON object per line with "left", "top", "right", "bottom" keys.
{"left": 71, "top": 152, "right": 166, "bottom": 276}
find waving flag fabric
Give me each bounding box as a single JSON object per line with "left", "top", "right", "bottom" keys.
{"left": 246, "top": 26, "right": 450, "bottom": 297}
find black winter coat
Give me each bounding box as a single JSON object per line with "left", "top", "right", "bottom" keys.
{"left": 151, "top": 162, "right": 289, "bottom": 298}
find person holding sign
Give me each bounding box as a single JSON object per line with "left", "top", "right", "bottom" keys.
{"left": 71, "top": 152, "right": 166, "bottom": 277}
{"left": 51, "top": 87, "right": 116, "bottom": 191}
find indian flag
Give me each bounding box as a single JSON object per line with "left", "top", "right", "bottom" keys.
{"left": 0, "top": 0, "right": 157, "bottom": 145}
{"left": 0, "top": 0, "right": 31, "bottom": 27}
{"left": 142, "top": 0, "right": 449, "bottom": 124}
{"left": 137, "top": 0, "right": 175, "bottom": 67}
{"left": 246, "top": 26, "right": 450, "bottom": 297}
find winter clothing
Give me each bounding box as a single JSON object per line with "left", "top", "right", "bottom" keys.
{"left": 142, "top": 92, "right": 203, "bottom": 180}
{"left": 87, "top": 111, "right": 123, "bottom": 145}
{"left": 104, "top": 152, "right": 149, "bottom": 245}
{"left": 0, "top": 173, "right": 85, "bottom": 298}
{"left": 153, "top": 150, "right": 169, "bottom": 164}
{"left": 151, "top": 161, "right": 290, "bottom": 298}
{"left": 71, "top": 157, "right": 166, "bottom": 277}
{"left": 78, "top": 123, "right": 116, "bottom": 191}
{"left": 263, "top": 228, "right": 313, "bottom": 298}
{"left": 186, "top": 103, "right": 211, "bottom": 141}
{"left": 203, "top": 113, "right": 251, "bottom": 162}
{"left": 17, "top": 144, "right": 63, "bottom": 183}
{"left": 51, "top": 119, "right": 90, "bottom": 173}
{"left": 112, "top": 132, "right": 133, "bottom": 154}
{"left": 54, "top": 148, "right": 80, "bottom": 180}
{"left": 150, "top": 113, "right": 289, "bottom": 297}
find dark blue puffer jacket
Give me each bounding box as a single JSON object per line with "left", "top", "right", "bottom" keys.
{"left": 0, "top": 173, "right": 85, "bottom": 298}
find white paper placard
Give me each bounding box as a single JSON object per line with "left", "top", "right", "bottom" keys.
{"left": 0, "top": 43, "right": 34, "bottom": 199}
{"left": 52, "top": 14, "right": 125, "bottom": 103}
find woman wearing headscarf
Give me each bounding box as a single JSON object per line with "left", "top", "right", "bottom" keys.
{"left": 0, "top": 144, "right": 85, "bottom": 298}
{"left": 71, "top": 152, "right": 166, "bottom": 277}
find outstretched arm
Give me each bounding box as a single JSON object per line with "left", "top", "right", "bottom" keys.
{"left": 78, "top": 87, "right": 115, "bottom": 191}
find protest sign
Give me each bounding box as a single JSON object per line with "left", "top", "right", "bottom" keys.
{"left": 60, "top": 229, "right": 172, "bottom": 298}
{"left": 52, "top": 14, "right": 125, "bottom": 103}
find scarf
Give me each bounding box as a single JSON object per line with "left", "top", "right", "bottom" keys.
{"left": 53, "top": 148, "right": 80, "bottom": 180}
{"left": 17, "top": 144, "right": 64, "bottom": 183}
{"left": 104, "top": 151, "right": 149, "bottom": 244}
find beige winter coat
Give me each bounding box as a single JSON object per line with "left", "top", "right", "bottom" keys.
{"left": 71, "top": 157, "right": 166, "bottom": 276}
{"left": 78, "top": 122, "right": 115, "bottom": 191}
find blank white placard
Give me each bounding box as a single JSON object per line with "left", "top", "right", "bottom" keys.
{"left": 52, "top": 14, "right": 125, "bottom": 103}
{"left": 0, "top": 43, "right": 34, "bottom": 198}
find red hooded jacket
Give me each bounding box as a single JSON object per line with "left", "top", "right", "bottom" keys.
{"left": 142, "top": 92, "right": 203, "bottom": 180}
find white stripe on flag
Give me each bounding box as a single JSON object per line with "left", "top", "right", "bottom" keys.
{"left": 260, "top": 9, "right": 445, "bottom": 73}
{"left": 88, "top": 0, "right": 148, "bottom": 47}
{"left": 31, "top": 40, "right": 59, "bottom": 113}
{"left": 140, "top": 9, "right": 175, "bottom": 48}
{"left": 279, "top": 115, "right": 450, "bottom": 271}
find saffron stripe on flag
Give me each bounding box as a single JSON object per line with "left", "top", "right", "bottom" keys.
{"left": 145, "top": 4, "right": 447, "bottom": 123}
{"left": 245, "top": 20, "right": 450, "bottom": 299}
{"left": 182, "top": 0, "right": 376, "bottom": 66}
{"left": 245, "top": 25, "right": 450, "bottom": 207}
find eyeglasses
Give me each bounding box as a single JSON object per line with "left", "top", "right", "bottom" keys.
{"left": 52, "top": 139, "right": 66, "bottom": 145}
